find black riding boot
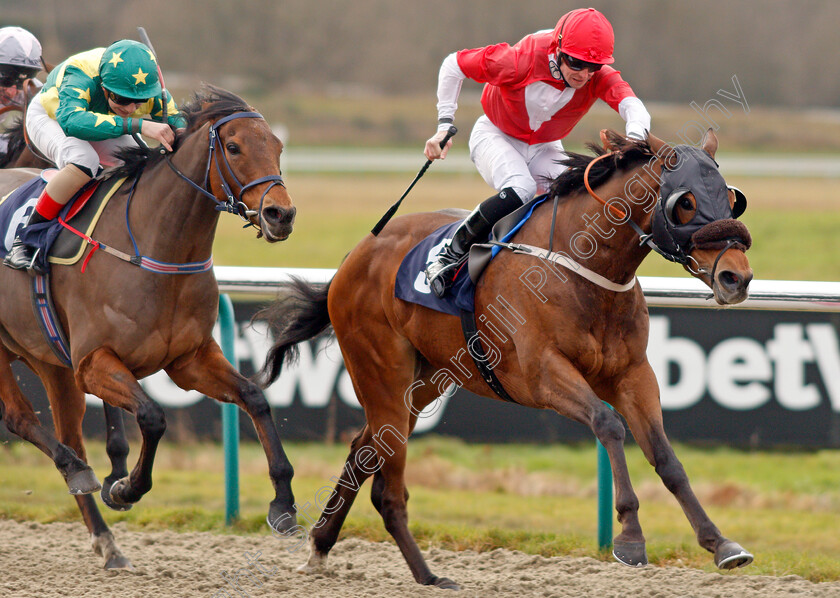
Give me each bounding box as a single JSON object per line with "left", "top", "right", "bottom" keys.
{"left": 4, "top": 210, "right": 48, "bottom": 273}
{"left": 425, "top": 187, "right": 521, "bottom": 298}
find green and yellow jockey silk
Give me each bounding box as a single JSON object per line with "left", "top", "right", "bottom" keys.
{"left": 38, "top": 47, "right": 186, "bottom": 141}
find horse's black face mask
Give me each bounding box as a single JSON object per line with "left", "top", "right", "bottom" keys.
{"left": 651, "top": 145, "right": 749, "bottom": 262}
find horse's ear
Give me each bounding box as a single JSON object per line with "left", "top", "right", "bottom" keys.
{"left": 701, "top": 128, "right": 718, "bottom": 160}
{"left": 647, "top": 131, "right": 679, "bottom": 170}
{"left": 599, "top": 129, "right": 615, "bottom": 151}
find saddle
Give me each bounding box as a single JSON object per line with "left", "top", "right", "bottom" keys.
{"left": 394, "top": 195, "right": 549, "bottom": 317}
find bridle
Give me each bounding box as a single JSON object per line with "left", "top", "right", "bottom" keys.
{"left": 161, "top": 111, "right": 286, "bottom": 234}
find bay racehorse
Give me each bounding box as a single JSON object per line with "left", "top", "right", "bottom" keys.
{"left": 257, "top": 130, "right": 754, "bottom": 589}
{"left": 0, "top": 86, "right": 297, "bottom": 569}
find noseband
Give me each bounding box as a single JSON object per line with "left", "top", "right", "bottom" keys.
{"left": 163, "top": 111, "right": 286, "bottom": 231}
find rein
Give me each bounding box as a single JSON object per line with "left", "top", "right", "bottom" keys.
{"left": 58, "top": 111, "right": 282, "bottom": 273}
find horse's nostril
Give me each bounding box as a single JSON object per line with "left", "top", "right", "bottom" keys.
{"left": 262, "top": 206, "right": 295, "bottom": 225}
{"left": 718, "top": 270, "right": 741, "bottom": 289}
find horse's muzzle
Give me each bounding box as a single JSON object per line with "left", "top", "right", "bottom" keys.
{"left": 261, "top": 205, "right": 296, "bottom": 241}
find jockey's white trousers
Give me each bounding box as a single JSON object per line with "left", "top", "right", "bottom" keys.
{"left": 468, "top": 114, "right": 569, "bottom": 202}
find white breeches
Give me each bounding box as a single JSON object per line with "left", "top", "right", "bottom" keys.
{"left": 468, "top": 114, "right": 569, "bottom": 202}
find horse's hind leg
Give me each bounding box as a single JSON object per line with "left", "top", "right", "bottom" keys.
{"left": 75, "top": 347, "right": 166, "bottom": 507}
{"left": 165, "top": 339, "right": 296, "bottom": 532}
{"left": 299, "top": 366, "right": 440, "bottom": 573}
{"left": 0, "top": 353, "right": 100, "bottom": 494}
{"left": 40, "top": 365, "right": 132, "bottom": 570}
{"left": 298, "top": 424, "right": 378, "bottom": 572}
{"left": 614, "top": 362, "right": 753, "bottom": 569}
{"left": 330, "top": 342, "right": 458, "bottom": 590}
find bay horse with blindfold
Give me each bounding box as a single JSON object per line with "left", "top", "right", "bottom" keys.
{"left": 0, "top": 86, "right": 297, "bottom": 569}
{"left": 258, "top": 130, "right": 753, "bottom": 589}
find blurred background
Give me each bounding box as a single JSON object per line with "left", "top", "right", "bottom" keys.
{"left": 4, "top": 0, "right": 840, "bottom": 150}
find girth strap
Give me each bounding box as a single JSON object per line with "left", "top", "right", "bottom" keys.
{"left": 459, "top": 309, "right": 518, "bottom": 404}
{"left": 31, "top": 273, "right": 72, "bottom": 367}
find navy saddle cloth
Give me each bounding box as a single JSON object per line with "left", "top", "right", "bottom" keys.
{"left": 0, "top": 174, "right": 106, "bottom": 273}
{"left": 394, "top": 195, "right": 549, "bottom": 316}
{"left": 0, "top": 175, "right": 54, "bottom": 265}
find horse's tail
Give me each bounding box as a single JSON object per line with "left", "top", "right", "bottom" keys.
{"left": 255, "top": 275, "right": 333, "bottom": 386}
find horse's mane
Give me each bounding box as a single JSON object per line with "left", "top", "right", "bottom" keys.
{"left": 0, "top": 117, "right": 26, "bottom": 169}
{"left": 107, "top": 85, "right": 254, "bottom": 181}
{"left": 548, "top": 130, "right": 654, "bottom": 201}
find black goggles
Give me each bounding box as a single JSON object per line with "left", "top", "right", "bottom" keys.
{"left": 560, "top": 53, "right": 603, "bottom": 73}
{"left": 105, "top": 88, "right": 148, "bottom": 106}
{"left": 0, "top": 72, "right": 26, "bottom": 88}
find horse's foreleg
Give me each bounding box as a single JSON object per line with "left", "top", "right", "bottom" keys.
{"left": 614, "top": 361, "right": 753, "bottom": 569}
{"left": 533, "top": 352, "right": 646, "bottom": 566}
{"left": 100, "top": 403, "right": 132, "bottom": 512}
{"left": 75, "top": 347, "right": 165, "bottom": 506}
{"left": 165, "top": 339, "right": 296, "bottom": 533}
{"left": 0, "top": 356, "right": 99, "bottom": 494}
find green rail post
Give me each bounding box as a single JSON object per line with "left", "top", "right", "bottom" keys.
{"left": 597, "top": 402, "right": 615, "bottom": 551}
{"left": 218, "top": 294, "right": 240, "bottom": 525}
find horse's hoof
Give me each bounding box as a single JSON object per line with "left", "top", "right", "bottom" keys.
{"left": 105, "top": 553, "right": 135, "bottom": 571}
{"left": 104, "top": 478, "right": 135, "bottom": 511}
{"left": 66, "top": 468, "right": 102, "bottom": 495}
{"left": 613, "top": 541, "right": 648, "bottom": 567}
{"left": 432, "top": 576, "right": 460, "bottom": 590}
{"left": 267, "top": 503, "right": 298, "bottom": 535}
{"left": 715, "top": 540, "right": 754, "bottom": 569}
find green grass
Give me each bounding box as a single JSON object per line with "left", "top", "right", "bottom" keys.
{"left": 212, "top": 171, "right": 840, "bottom": 281}
{"left": 2, "top": 437, "right": 839, "bottom": 582}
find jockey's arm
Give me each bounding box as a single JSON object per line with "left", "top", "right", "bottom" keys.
{"left": 619, "top": 96, "right": 650, "bottom": 141}
{"left": 425, "top": 52, "right": 465, "bottom": 160}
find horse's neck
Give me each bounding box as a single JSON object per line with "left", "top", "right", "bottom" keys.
{"left": 533, "top": 180, "right": 654, "bottom": 284}
{"left": 131, "top": 127, "right": 219, "bottom": 261}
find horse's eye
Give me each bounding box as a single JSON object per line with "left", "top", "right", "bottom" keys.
{"left": 226, "top": 143, "right": 240, "bottom": 155}
{"left": 678, "top": 196, "right": 694, "bottom": 210}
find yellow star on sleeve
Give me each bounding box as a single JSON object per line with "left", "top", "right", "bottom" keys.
{"left": 132, "top": 68, "right": 148, "bottom": 85}
{"left": 72, "top": 87, "right": 91, "bottom": 102}
{"left": 146, "top": 49, "right": 157, "bottom": 63}
{"left": 94, "top": 113, "right": 117, "bottom": 127}
{"left": 108, "top": 51, "right": 124, "bottom": 68}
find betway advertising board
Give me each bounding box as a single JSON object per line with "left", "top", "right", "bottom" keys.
{"left": 9, "top": 297, "right": 840, "bottom": 448}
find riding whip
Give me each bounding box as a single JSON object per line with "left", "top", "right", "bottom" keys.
{"left": 371, "top": 125, "right": 457, "bottom": 236}
{"left": 136, "top": 26, "right": 168, "bottom": 153}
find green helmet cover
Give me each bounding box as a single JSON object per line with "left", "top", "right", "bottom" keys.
{"left": 99, "top": 39, "right": 161, "bottom": 100}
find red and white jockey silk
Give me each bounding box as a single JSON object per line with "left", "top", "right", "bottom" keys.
{"left": 436, "top": 29, "right": 648, "bottom": 144}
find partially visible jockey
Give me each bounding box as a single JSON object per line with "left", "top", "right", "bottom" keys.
{"left": 0, "top": 27, "right": 44, "bottom": 153}
{"left": 423, "top": 8, "right": 651, "bottom": 297}
{"left": 0, "top": 26, "right": 42, "bottom": 108}
{"left": 5, "top": 39, "right": 187, "bottom": 272}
